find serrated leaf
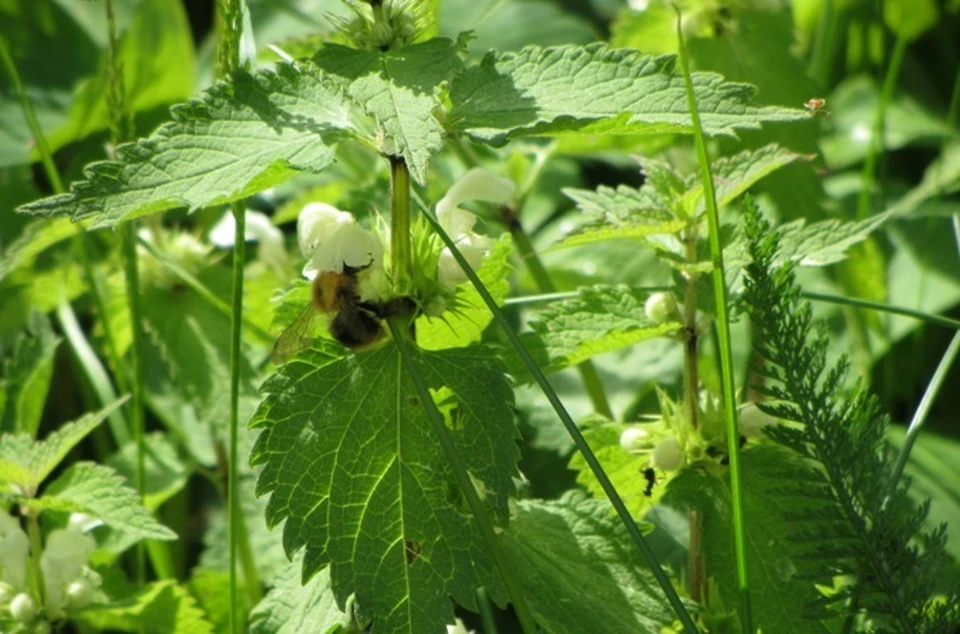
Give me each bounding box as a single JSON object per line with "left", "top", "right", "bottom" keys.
{"left": 500, "top": 493, "right": 674, "bottom": 634}
{"left": 557, "top": 184, "right": 685, "bottom": 249}
{"left": 0, "top": 218, "right": 77, "bottom": 283}
{"left": 43, "top": 461, "right": 176, "bottom": 545}
{"left": 0, "top": 398, "right": 126, "bottom": 494}
{"left": 18, "top": 63, "right": 355, "bottom": 228}
{"left": 312, "top": 38, "right": 462, "bottom": 183}
{"left": 77, "top": 578, "right": 214, "bottom": 634}
{"left": 0, "top": 310, "right": 61, "bottom": 436}
{"left": 187, "top": 568, "right": 242, "bottom": 634}
{"left": 417, "top": 235, "right": 512, "bottom": 350}
{"left": 449, "top": 43, "right": 808, "bottom": 144}
{"left": 663, "top": 446, "right": 833, "bottom": 633}
{"left": 250, "top": 341, "right": 519, "bottom": 634}
{"left": 250, "top": 559, "right": 352, "bottom": 634}
{"left": 508, "top": 285, "right": 680, "bottom": 378}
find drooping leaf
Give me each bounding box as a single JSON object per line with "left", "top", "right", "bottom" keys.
{"left": 250, "top": 341, "right": 519, "bottom": 634}
{"left": 0, "top": 398, "right": 127, "bottom": 495}
{"left": 42, "top": 461, "right": 177, "bottom": 545}
{"left": 664, "top": 447, "right": 834, "bottom": 633}
{"left": 0, "top": 310, "right": 61, "bottom": 436}
{"left": 249, "top": 559, "right": 352, "bottom": 634}
{"left": 17, "top": 62, "right": 355, "bottom": 228}
{"left": 312, "top": 38, "right": 463, "bottom": 183}
{"left": 449, "top": 43, "right": 809, "bottom": 145}
{"left": 499, "top": 493, "right": 674, "bottom": 634}
{"left": 417, "top": 235, "right": 512, "bottom": 350}
{"left": 77, "top": 577, "right": 214, "bottom": 634}
{"left": 507, "top": 285, "right": 680, "bottom": 378}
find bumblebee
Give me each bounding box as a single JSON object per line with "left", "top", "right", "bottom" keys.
{"left": 271, "top": 265, "right": 414, "bottom": 363}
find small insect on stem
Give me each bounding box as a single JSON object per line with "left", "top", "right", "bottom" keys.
{"left": 804, "top": 97, "right": 828, "bottom": 117}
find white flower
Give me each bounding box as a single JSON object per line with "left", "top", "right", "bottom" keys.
{"left": 739, "top": 403, "right": 775, "bottom": 438}
{"left": 297, "top": 203, "right": 383, "bottom": 279}
{"left": 41, "top": 526, "right": 96, "bottom": 618}
{"left": 0, "top": 511, "right": 29, "bottom": 590}
{"left": 619, "top": 427, "right": 651, "bottom": 452}
{"left": 210, "top": 210, "right": 288, "bottom": 274}
{"left": 10, "top": 592, "right": 36, "bottom": 622}
{"left": 652, "top": 437, "right": 685, "bottom": 471}
{"left": 65, "top": 578, "right": 94, "bottom": 609}
{"left": 435, "top": 169, "right": 513, "bottom": 290}
{"left": 447, "top": 618, "right": 474, "bottom": 634}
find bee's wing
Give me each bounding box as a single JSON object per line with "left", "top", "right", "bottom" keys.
{"left": 271, "top": 304, "right": 323, "bottom": 365}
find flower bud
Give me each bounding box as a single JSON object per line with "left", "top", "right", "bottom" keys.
{"left": 652, "top": 437, "right": 685, "bottom": 471}
{"left": 66, "top": 578, "right": 94, "bottom": 609}
{"left": 619, "top": 427, "right": 651, "bottom": 452}
{"left": 0, "top": 581, "right": 16, "bottom": 606}
{"left": 437, "top": 233, "right": 491, "bottom": 289}
{"left": 644, "top": 292, "right": 678, "bottom": 324}
{"left": 10, "top": 592, "right": 36, "bottom": 622}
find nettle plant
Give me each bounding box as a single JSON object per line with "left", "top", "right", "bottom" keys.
{"left": 3, "top": 0, "right": 958, "bottom": 633}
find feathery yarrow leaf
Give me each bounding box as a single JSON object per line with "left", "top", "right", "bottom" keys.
{"left": 741, "top": 199, "right": 960, "bottom": 630}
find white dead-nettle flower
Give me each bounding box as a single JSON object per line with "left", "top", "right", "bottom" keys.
{"left": 436, "top": 169, "right": 514, "bottom": 290}
{"left": 10, "top": 592, "right": 36, "bottom": 623}
{"left": 0, "top": 510, "right": 29, "bottom": 592}
{"left": 619, "top": 427, "right": 651, "bottom": 452}
{"left": 41, "top": 518, "right": 99, "bottom": 618}
{"left": 210, "top": 209, "right": 289, "bottom": 275}
{"left": 652, "top": 437, "right": 685, "bottom": 471}
{"left": 297, "top": 203, "right": 383, "bottom": 279}
{"left": 447, "top": 618, "right": 474, "bottom": 634}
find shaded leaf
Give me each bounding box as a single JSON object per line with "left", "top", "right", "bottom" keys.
{"left": 0, "top": 310, "right": 61, "bottom": 436}
{"left": 250, "top": 559, "right": 352, "bottom": 634}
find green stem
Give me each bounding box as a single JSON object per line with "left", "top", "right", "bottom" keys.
{"left": 120, "top": 223, "right": 148, "bottom": 583}
{"left": 414, "top": 190, "right": 698, "bottom": 632}
{"left": 674, "top": 9, "right": 751, "bottom": 631}
{"left": 390, "top": 156, "right": 413, "bottom": 294}
{"left": 887, "top": 332, "right": 960, "bottom": 490}
{"left": 507, "top": 215, "right": 614, "bottom": 419}
{"left": 0, "top": 38, "right": 63, "bottom": 194}
{"left": 236, "top": 504, "right": 264, "bottom": 605}
{"left": 387, "top": 320, "right": 539, "bottom": 634}
{"left": 26, "top": 513, "right": 45, "bottom": 605}
{"left": 803, "top": 292, "right": 960, "bottom": 331}
{"left": 477, "top": 587, "right": 499, "bottom": 634}
{"left": 856, "top": 27, "right": 908, "bottom": 220}
{"left": 227, "top": 203, "right": 247, "bottom": 633}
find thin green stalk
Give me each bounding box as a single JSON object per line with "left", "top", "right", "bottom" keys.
{"left": 887, "top": 332, "right": 960, "bottom": 490}
{"left": 390, "top": 156, "right": 413, "bottom": 293}
{"left": 26, "top": 514, "right": 46, "bottom": 605}
{"left": 802, "top": 292, "right": 960, "bottom": 331}
{"left": 55, "top": 300, "right": 131, "bottom": 445}
{"left": 387, "top": 320, "right": 538, "bottom": 634}
{"left": 674, "top": 9, "right": 751, "bottom": 631}
{"left": 120, "top": 223, "right": 148, "bottom": 582}
{"left": 135, "top": 235, "right": 274, "bottom": 343}
{"left": 413, "top": 190, "right": 698, "bottom": 632}
{"left": 0, "top": 38, "right": 63, "bottom": 194}
{"left": 236, "top": 505, "right": 264, "bottom": 605}
{"left": 504, "top": 288, "right": 671, "bottom": 306}
{"left": 477, "top": 587, "right": 499, "bottom": 634}
{"left": 856, "top": 27, "right": 908, "bottom": 220}
{"left": 227, "top": 202, "right": 247, "bottom": 632}
{"left": 507, "top": 216, "right": 613, "bottom": 419}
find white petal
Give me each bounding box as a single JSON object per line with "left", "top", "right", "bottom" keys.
{"left": 437, "top": 168, "right": 515, "bottom": 237}
{"left": 41, "top": 528, "right": 96, "bottom": 618}
{"left": 438, "top": 233, "right": 491, "bottom": 290}
{"left": 302, "top": 223, "right": 383, "bottom": 279}
{"left": 0, "top": 512, "right": 29, "bottom": 590}
{"left": 297, "top": 202, "right": 355, "bottom": 260}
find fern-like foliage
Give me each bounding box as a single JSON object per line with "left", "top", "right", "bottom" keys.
{"left": 741, "top": 200, "right": 960, "bottom": 633}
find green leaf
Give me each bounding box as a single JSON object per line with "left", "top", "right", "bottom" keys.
{"left": 250, "top": 559, "right": 352, "bottom": 634}
{"left": 187, "top": 568, "right": 241, "bottom": 634}
{"left": 0, "top": 218, "right": 77, "bottom": 283}
{"left": 508, "top": 285, "right": 681, "bottom": 377}
{"left": 449, "top": 43, "right": 809, "bottom": 145}
{"left": 45, "top": 0, "right": 196, "bottom": 151}
{"left": 312, "top": 38, "right": 463, "bottom": 183}
{"left": 0, "top": 398, "right": 126, "bottom": 494}
{"left": 42, "top": 461, "right": 176, "bottom": 545}
{"left": 108, "top": 432, "right": 189, "bottom": 512}
{"left": 663, "top": 447, "right": 832, "bottom": 633}
{"left": 251, "top": 341, "right": 519, "bottom": 634}
{"left": 77, "top": 578, "right": 214, "bottom": 634}
{"left": 18, "top": 63, "right": 355, "bottom": 228}
{"left": 417, "top": 235, "right": 512, "bottom": 350}
{"left": 0, "top": 310, "right": 61, "bottom": 436}
{"left": 499, "top": 493, "right": 675, "bottom": 634}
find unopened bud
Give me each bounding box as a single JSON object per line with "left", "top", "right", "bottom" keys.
{"left": 619, "top": 427, "right": 651, "bottom": 452}
{"left": 652, "top": 437, "right": 685, "bottom": 471}
{"left": 10, "top": 592, "right": 36, "bottom": 622}
{"left": 644, "top": 292, "right": 678, "bottom": 324}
